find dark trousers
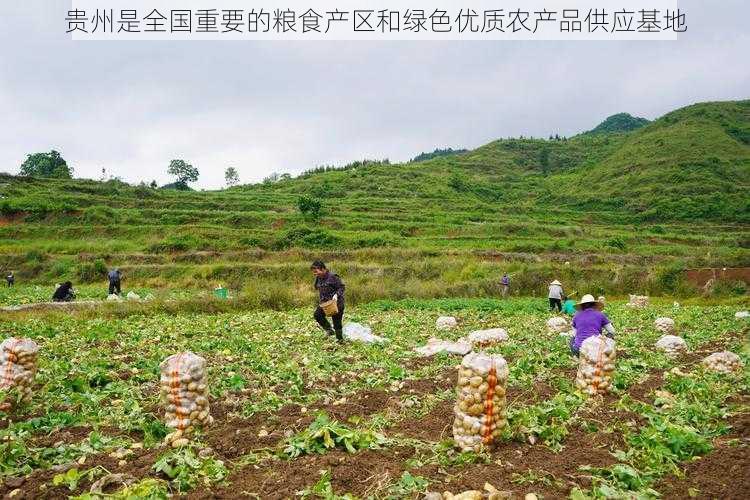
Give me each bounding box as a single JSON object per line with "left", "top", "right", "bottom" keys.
{"left": 549, "top": 298, "right": 562, "bottom": 312}
{"left": 569, "top": 337, "right": 580, "bottom": 357}
{"left": 314, "top": 305, "right": 344, "bottom": 340}
{"left": 6, "top": 280, "right": 12, "bottom": 287}
{"left": 109, "top": 280, "right": 121, "bottom": 295}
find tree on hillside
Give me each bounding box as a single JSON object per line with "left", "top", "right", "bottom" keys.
{"left": 539, "top": 147, "right": 550, "bottom": 176}
{"left": 297, "top": 195, "right": 322, "bottom": 220}
{"left": 225, "top": 167, "right": 240, "bottom": 187}
{"left": 167, "top": 159, "right": 199, "bottom": 187}
{"left": 19, "top": 150, "right": 73, "bottom": 178}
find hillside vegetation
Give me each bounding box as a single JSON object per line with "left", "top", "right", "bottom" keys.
{"left": 0, "top": 100, "right": 748, "bottom": 303}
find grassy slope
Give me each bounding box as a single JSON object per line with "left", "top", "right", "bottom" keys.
{"left": 0, "top": 100, "right": 748, "bottom": 298}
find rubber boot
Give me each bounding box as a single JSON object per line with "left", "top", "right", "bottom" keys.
{"left": 335, "top": 329, "right": 344, "bottom": 343}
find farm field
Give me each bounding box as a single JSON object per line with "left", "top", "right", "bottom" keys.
{"left": 0, "top": 298, "right": 747, "bottom": 499}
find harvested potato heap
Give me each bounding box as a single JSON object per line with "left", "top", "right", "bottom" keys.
{"left": 453, "top": 352, "right": 509, "bottom": 452}
{"left": 436, "top": 316, "right": 458, "bottom": 330}
{"left": 160, "top": 352, "right": 213, "bottom": 447}
{"left": 655, "top": 335, "right": 687, "bottom": 357}
{"left": 575, "top": 335, "right": 616, "bottom": 395}
{"left": 654, "top": 317, "right": 676, "bottom": 334}
{"left": 546, "top": 316, "right": 569, "bottom": 334}
{"left": 0, "top": 338, "right": 39, "bottom": 410}
{"left": 702, "top": 351, "right": 744, "bottom": 374}
{"left": 466, "top": 328, "right": 508, "bottom": 348}
{"left": 627, "top": 294, "right": 649, "bottom": 308}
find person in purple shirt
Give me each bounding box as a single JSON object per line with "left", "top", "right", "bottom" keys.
{"left": 570, "top": 294, "right": 615, "bottom": 356}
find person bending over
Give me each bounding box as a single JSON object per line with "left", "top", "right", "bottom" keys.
{"left": 311, "top": 260, "right": 345, "bottom": 343}
{"left": 52, "top": 281, "right": 76, "bottom": 302}
{"left": 570, "top": 294, "right": 615, "bottom": 356}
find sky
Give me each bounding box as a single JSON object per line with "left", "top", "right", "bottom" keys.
{"left": 0, "top": 0, "right": 748, "bottom": 189}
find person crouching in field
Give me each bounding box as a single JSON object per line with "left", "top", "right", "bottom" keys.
{"left": 570, "top": 294, "right": 615, "bottom": 356}
{"left": 311, "top": 261, "right": 345, "bottom": 343}
{"left": 52, "top": 281, "right": 75, "bottom": 302}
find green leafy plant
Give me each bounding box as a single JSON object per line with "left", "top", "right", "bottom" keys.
{"left": 282, "top": 412, "right": 386, "bottom": 458}
{"left": 152, "top": 448, "right": 227, "bottom": 493}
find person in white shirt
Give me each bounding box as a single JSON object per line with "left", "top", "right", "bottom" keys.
{"left": 548, "top": 279, "right": 564, "bottom": 312}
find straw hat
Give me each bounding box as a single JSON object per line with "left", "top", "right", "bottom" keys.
{"left": 550, "top": 280, "right": 562, "bottom": 286}
{"left": 576, "top": 294, "right": 603, "bottom": 310}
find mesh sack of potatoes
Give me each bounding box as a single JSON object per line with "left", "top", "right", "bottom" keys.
{"left": 575, "top": 335, "right": 616, "bottom": 395}
{"left": 626, "top": 294, "right": 649, "bottom": 308}
{"left": 702, "top": 351, "right": 744, "bottom": 374}
{"left": 453, "top": 352, "right": 509, "bottom": 452}
{"left": 466, "top": 328, "right": 509, "bottom": 348}
{"left": 0, "top": 338, "right": 39, "bottom": 410}
{"left": 655, "top": 335, "right": 687, "bottom": 357}
{"left": 654, "top": 317, "right": 676, "bottom": 334}
{"left": 436, "top": 316, "right": 458, "bottom": 330}
{"left": 546, "top": 316, "right": 569, "bottom": 334}
{"left": 160, "top": 352, "right": 213, "bottom": 447}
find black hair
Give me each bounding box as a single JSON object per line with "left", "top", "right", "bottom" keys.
{"left": 310, "top": 260, "right": 326, "bottom": 270}
{"left": 581, "top": 302, "right": 597, "bottom": 310}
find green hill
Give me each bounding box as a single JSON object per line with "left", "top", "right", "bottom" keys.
{"left": 0, "top": 99, "right": 748, "bottom": 301}
{"left": 586, "top": 112, "right": 650, "bottom": 134}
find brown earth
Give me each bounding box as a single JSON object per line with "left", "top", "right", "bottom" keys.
{"left": 685, "top": 267, "right": 750, "bottom": 287}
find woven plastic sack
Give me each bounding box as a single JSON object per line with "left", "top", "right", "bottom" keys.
{"left": 126, "top": 291, "right": 141, "bottom": 301}
{"left": 736, "top": 311, "right": 749, "bottom": 319}
{"left": 342, "top": 323, "right": 388, "bottom": 343}
{"left": 436, "top": 316, "right": 458, "bottom": 330}
{"left": 655, "top": 335, "right": 687, "bottom": 357}
{"left": 626, "top": 294, "right": 649, "bottom": 308}
{"left": 453, "top": 352, "right": 508, "bottom": 452}
{"left": 575, "top": 336, "right": 616, "bottom": 395}
{"left": 415, "top": 338, "right": 471, "bottom": 357}
{"left": 107, "top": 294, "right": 122, "bottom": 302}
{"left": 546, "top": 316, "right": 569, "bottom": 334}
{"left": 654, "top": 317, "right": 675, "bottom": 334}
{"left": 0, "top": 338, "right": 39, "bottom": 410}
{"left": 160, "top": 352, "right": 213, "bottom": 447}
{"left": 466, "top": 328, "right": 508, "bottom": 348}
{"left": 702, "top": 351, "right": 743, "bottom": 374}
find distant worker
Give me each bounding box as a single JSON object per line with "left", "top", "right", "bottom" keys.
{"left": 570, "top": 294, "right": 615, "bottom": 356}
{"left": 311, "top": 260, "right": 345, "bottom": 343}
{"left": 597, "top": 296, "right": 606, "bottom": 310}
{"left": 52, "top": 281, "right": 75, "bottom": 302}
{"left": 5, "top": 271, "right": 14, "bottom": 287}
{"left": 561, "top": 293, "right": 577, "bottom": 315}
{"left": 548, "top": 279, "right": 564, "bottom": 312}
{"left": 501, "top": 273, "right": 510, "bottom": 298}
{"left": 108, "top": 268, "right": 122, "bottom": 295}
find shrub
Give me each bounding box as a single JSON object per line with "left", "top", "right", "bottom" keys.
{"left": 297, "top": 196, "right": 322, "bottom": 220}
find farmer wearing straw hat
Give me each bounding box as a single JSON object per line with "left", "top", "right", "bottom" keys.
{"left": 570, "top": 294, "right": 615, "bottom": 356}
{"left": 548, "top": 280, "right": 564, "bottom": 312}
{"left": 311, "top": 260, "right": 346, "bottom": 343}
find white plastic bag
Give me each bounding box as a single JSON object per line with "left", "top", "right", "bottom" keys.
{"left": 655, "top": 335, "right": 687, "bottom": 357}
{"left": 342, "top": 323, "right": 388, "bottom": 343}
{"left": 415, "top": 337, "right": 472, "bottom": 357}
{"left": 436, "top": 316, "right": 458, "bottom": 330}
{"left": 546, "top": 316, "right": 569, "bottom": 334}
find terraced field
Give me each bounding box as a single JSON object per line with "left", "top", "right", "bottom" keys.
{"left": 0, "top": 298, "right": 747, "bottom": 498}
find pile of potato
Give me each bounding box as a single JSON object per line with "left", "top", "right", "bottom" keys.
{"left": 654, "top": 317, "right": 676, "bottom": 334}
{"left": 546, "top": 316, "right": 569, "bottom": 334}
{"left": 655, "top": 335, "right": 687, "bottom": 357}
{"left": 466, "top": 328, "right": 508, "bottom": 348}
{"left": 702, "top": 351, "right": 744, "bottom": 374}
{"left": 0, "top": 338, "right": 39, "bottom": 410}
{"left": 626, "top": 294, "right": 649, "bottom": 308}
{"left": 575, "top": 335, "right": 616, "bottom": 395}
{"left": 160, "top": 352, "right": 213, "bottom": 447}
{"left": 453, "top": 352, "right": 508, "bottom": 452}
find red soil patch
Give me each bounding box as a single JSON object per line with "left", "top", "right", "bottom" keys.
{"left": 685, "top": 267, "right": 750, "bottom": 287}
